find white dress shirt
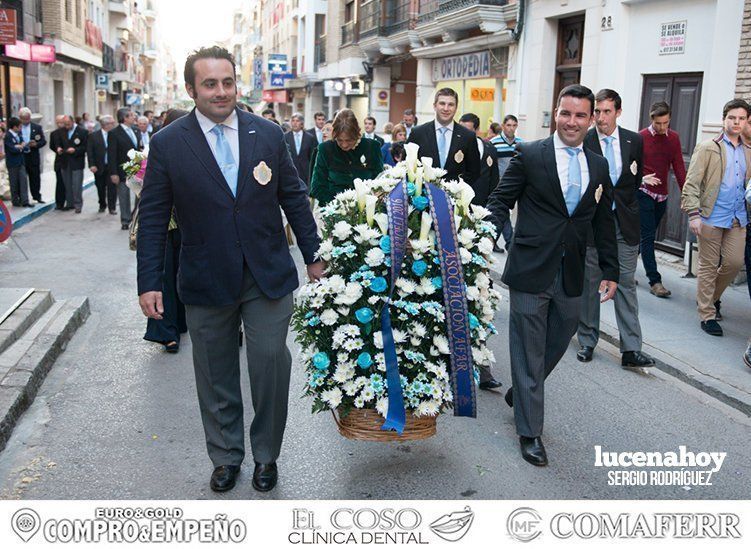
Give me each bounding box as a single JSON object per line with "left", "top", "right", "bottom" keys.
{"left": 195, "top": 108, "right": 239, "bottom": 167}
{"left": 553, "top": 132, "right": 590, "bottom": 198}
{"left": 292, "top": 130, "right": 304, "bottom": 154}
{"left": 140, "top": 131, "right": 150, "bottom": 148}
{"left": 315, "top": 127, "right": 323, "bottom": 144}
{"left": 435, "top": 121, "right": 454, "bottom": 141}
{"left": 364, "top": 132, "right": 376, "bottom": 140}
{"left": 475, "top": 137, "right": 483, "bottom": 158}
{"left": 120, "top": 123, "right": 137, "bottom": 146}
{"left": 596, "top": 126, "right": 622, "bottom": 179}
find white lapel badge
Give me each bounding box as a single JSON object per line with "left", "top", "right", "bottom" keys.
{"left": 248, "top": 130, "right": 256, "bottom": 134}
{"left": 73, "top": 138, "right": 80, "bottom": 145}
{"left": 360, "top": 154, "right": 367, "bottom": 167}
{"left": 486, "top": 155, "right": 493, "bottom": 167}
{"left": 454, "top": 150, "right": 464, "bottom": 164}
{"left": 253, "top": 161, "right": 272, "bottom": 186}
{"left": 630, "top": 160, "right": 638, "bottom": 176}
{"left": 595, "top": 184, "right": 603, "bottom": 204}
{"left": 34, "top": 134, "right": 41, "bottom": 141}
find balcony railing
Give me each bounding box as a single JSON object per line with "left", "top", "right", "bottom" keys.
{"left": 383, "top": 0, "right": 412, "bottom": 35}
{"left": 314, "top": 35, "right": 326, "bottom": 69}
{"left": 418, "top": 0, "right": 439, "bottom": 23}
{"left": 438, "top": 0, "right": 508, "bottom": 14}
{"left": 359, "top": 0, "right": 381, "bottom": 39}
{"left": 341, "top": 20, "right": 356, "bottom": 45}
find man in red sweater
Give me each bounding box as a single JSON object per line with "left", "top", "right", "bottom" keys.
{"left": 638, "top": 101, "right": 687, "bottom": 297}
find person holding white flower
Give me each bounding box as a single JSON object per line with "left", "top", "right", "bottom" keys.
{"left": 309, "top": 109, "right": 384, "bottom": 205}
{"left": 108, "top": 107, "right": 143, "bottom": 229}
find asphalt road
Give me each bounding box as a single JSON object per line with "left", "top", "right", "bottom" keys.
{"left": 1, "top": 190, "right": 749, "bottom": 500}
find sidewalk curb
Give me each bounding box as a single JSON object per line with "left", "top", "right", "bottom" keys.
{"left": 487, "top": 266, "right": 751, "bottom": 418}
{"left": 10, "top": 178, "right": 95, "bottom": 231}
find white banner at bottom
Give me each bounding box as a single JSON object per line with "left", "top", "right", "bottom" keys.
{"left": 0, "top": 500, "right": 748, "bottom": 548}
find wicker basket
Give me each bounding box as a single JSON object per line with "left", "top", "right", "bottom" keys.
{"left": 333, "top": 408, "right": 437, "bottom": 441}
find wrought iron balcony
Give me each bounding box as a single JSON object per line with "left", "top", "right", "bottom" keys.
{"left": 418, "top": 0, "right": 439, "bottom": 23}
{"left": 383, "top": 0, "right": 412, "bottom": 35}
{"left": 341, "top": 20, "right": 356, "bottom": 45}
{"left": 359, "top": 0, "right": 382, "bottom": 39}
{"left": 438, "top": 0, "right": 508, "bottom": 13}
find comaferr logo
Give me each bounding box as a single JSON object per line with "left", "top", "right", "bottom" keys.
{"left": 550, "top": 513, "right": 741, "bottom": 539}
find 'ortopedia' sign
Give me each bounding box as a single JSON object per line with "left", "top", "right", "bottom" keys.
{"left": 432, "top": 51, "right": 490, "bottom": 82}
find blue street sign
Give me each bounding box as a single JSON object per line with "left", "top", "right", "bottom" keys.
{"left": 270, "top": 72, "right": 293, "bottom": 87}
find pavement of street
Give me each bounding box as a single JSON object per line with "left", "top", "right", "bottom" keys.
{"left": 0, "top": 192, "right": 748, "bottom": 500}
{"left": 488, "top": 245, "right": 751, "bottom": 417}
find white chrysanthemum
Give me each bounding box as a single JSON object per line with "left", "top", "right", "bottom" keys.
{"left": 328, "top": 274, "right": 347, "bottom": 294}
{"left": 433, "top": 334, "right": 450, "bottom": 354}
{"left": 376, "top": 398, "right": 389, "bottom": 416}
{"left": 317, "top": 239, "right": 334, "bottom": 260}
{"left": 343, "top": 381, "right": 359, "bottom": 396}
{"left": 410, "top": 239, "right": 432, "bottom": 255}
{"left": 392, "top": 329, "right": 407, "bottom": 344}
{"left": 418, "top": 277, "right": 436, "bottom": 295}
{"left": 395, "top": 278, "right": 417, "bottom": 295}
{"left": 412, "top": 323, "right": 427, "bottom": 338}
{"left": 466, "top": 285, "right": 480, "bottom": 301}
{"left": 470, "top": 204, "right": 492, "bottom": 220}
{"left": 332, "top": 220, "right": 353, "bottom": 240}
{"left": 410, "top": 337, "right": 422, "bottom": 346}
{"left": 333, "top": 365, "right": 355, "bottom": 383}
{"left": 475, "top": 272, "right": 490, "bottom": 290}
{"left": 354, "top": 396, "right": 365, "bottom": 408}
{"left": 310, "top": 296, "right": 324, "bottom": 308}
{"left": 365, "top": 247, "right": 385, "bottom": 267}
{"left": 375, "top": 353, "right": 386, "bottom": 371}
{"left": 336, "top": 306, "right": 350, "bottom": 316}
{"left": 459, "top": 247, "right": 473, "bottom": 264}
{"left": 342, "top": 338, "right": 364, "bottom": 351}
{"left": 458, "top": 229, "right": 478, "bottom": 249}
{"left": 477, "top": 237, "right": 494, "bottom": 256}
{"left": 354, "top": 223, "right": 381, "bottom": 244}
{"left": 373, "top": 331, "right": 383, "bottom": 349}
{"left": 334, "top": 282, "right": 363, "bottom": 305}
{"left": 336, "top": 189, "right": 357, "bottom": 203}
{"left": 360, "top": 386, "right": 375, "bottom": 402}
{"left": 321, "top": 387, "right": 343, "bottom": 408}
{"left": 472, "top": 346, "right": 489, "bottom": 365}
{"left": 320, "top": 309, "right": 338, "bottom": 326}
{"left": 415, "top": 400, "right": 440, "bottom": 417}
{"left": 368, "top": 295, "right": 382, "bottom": 305}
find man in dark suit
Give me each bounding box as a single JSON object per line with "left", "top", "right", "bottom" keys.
{"left": 4, "top": 117, "right": 32, "bottom": 207}
{"left": 306, "top": 111, "right": 326, "bottom": 144}
{"left": 18, "top": 107, "right": 47, "bottom": 204}
{"left": 87, "top": 114, "right": 116, "bottom": 213}
{"left": 362, "top": 116, "right": 384, "bottom": 146}
{"left": 137, "top": 46, "right": 322, "bottom": 494}
{"left": 49, "top": 115, "right": 68, "bottom": 209}
{"left": 577, "top": 89, "right": 655, "bottom": 368}
{"left": 486, "top": 84, "right": 619, "bottom": 467}
{"left": 108, "top": 107, "right": 142, "bottom": 229}
{"left": 283, "top": 112, "right": 317, "bottom": 187}
{"left": 407, "top": 87, "right": 481, "bottom": 187}
{"left": 60, "top": 115, "right": 88, "bottom": 213}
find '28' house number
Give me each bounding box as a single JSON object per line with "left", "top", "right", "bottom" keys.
{"left": 601, "top": 16, "right": 614, "bottom": 31}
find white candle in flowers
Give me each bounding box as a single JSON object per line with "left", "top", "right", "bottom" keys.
{"left": 419, "top": 211, "right": 433, "bottom": 241}
{"left": 414, "top": 166, "right": 424, "bottom": 196}
{"left": 354, "top": 179, "right": 368, "bottom": 212}
{"left": 365, "top": 195, "right": 378, "bottom": 227}
{"left": 421, "top": 157, "right": 435, "bottom": 182}
{"left": 404, "top": 142, "right": 420, "bottom": 181}
{"left": 374, "top": 212, "right": 389, "bottom": 235}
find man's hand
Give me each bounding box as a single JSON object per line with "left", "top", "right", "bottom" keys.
{"left": 139, "top": 291, "right": 164, "bottom": 319}
{"left": 642, "top": 173, "right": 661, "bottom": 187}
{"left": 56, "top": 147, "right": 63, "bottom": 155}
{"left": 689, "top": 217, "right": 703, "bottom": 236}
{"left": 29, "top": 141, "right": 36, "bottom": 148}
{"left": 90, "top": 166, "right": 98, "bottom": 173}
{"left": 65, "top": 147, "right": 75, "bottom": 154}
{"left": 599, "top": 280, "right": 618, "bottom": 303}
{"left": 111, "top": 175, "right": 120, "bottom": 184}
{"left": 306, "top": 261, "right": 326, "bottom": 282}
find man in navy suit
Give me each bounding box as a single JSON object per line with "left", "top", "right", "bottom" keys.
{"left": 137, "top": 46, "right": 323, "bottom": 494}
{"left": 18, "top": 107, "right": 47, "bottom": 204}
{"left": 283, "top": 112, "right": 316, "bottom": 187}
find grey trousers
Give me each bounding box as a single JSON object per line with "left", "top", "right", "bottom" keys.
{"left": 62, "top": 167, "right": 83, "bottom": 209}
{"left": 509, "top": 270, "right": 580, "bottom": 438}
{"left": 185, "top": 266, "right": 293, "bottom": 467}
{"left": 8, "top": 165, "right": 29, "bottom": 205}
{"left": 118, "top": 181, "right": 132, "bottom": 224}
{"left": 577, "top": 221, "right": 642, "bottom": 353}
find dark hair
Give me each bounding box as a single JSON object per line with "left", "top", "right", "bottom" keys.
{"left": 261, "top": 108, "right": 275, "bottom": 118}
{"left": 595, "top": 88, "right": 622, "bottom": 111}
{"left": 723, "top": 99, "right": 751, "bottom": 119}
{"left": 403, "top": 109, "right": 415, "bottom": 116}
{"left": 434, "top": 87, "right": 459, "bottom": 103}
{"left": 332, "top": 108, "right": 361, "bottom": 140}
{"left": 7, "top": 116, "right": 20, "bottom": 129}
{"left": 313, "top": 111, "right": 326, "bottom": 119}
{"left": 649, "top": 101, "right": 671, "bottom": 118}
{"left": 144, "top": 110, "right": 153, "bottom": 117}
{"left": 556, "top": 84, "right": 595, "bottom": 115}
{"left": 488, "top": 122, "right": 502, "bottom": 135}
{"left": 459, "top": 112, "right": 480, "bottom": 130}
{"left": 162, "top": 109, "right": 189, "bottom": 127}
{"left": 237, "top": 102, "right": 253, "bottom": 113}
{"left": 390, "top": 141, "right": 406, "bottom": 162}
{"left": 502, "top": 114, "right": 518, "bottom": 124}
{"left": 184, "top": 46, "right": 236, "bottom": 89}
{"left": 364, "top": 115, "right": 376, "bottom": 125}
{"left": 116, "top": 107, "right": 131, "bottom": 123}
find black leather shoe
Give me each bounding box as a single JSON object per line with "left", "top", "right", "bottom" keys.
{"left": 519, "top": 436, "right": 548, "bottom": 466}
{"left": 35, "top": 198, "right": 45, "bottom": 204}
{"left": 714, "top": 300, "right": 723, "bottom": 321}
{"left": 210, "top": 465, "right": 240, "bottom": 492}
{"left": 121, "top": 223, "right": 129, "bottom": 230}
{"left": 252, "top": 462, "right": 278, "bottom": 492}
{"left": 577, "top": 346, "right": 594, "bottom": 362}
{"left": 700, "top": 319, "right": 723, "bottom": 336}
{"left": 743, "top": 343, "right": 751, "bottom": 369}
{"left": 504, "top": 387, "right": 513, "bottom": 408}
{"left": 621, "top": 351, "right": 655, "bottom": 367}
{"left": 479, "top": 378, "right": 502, "bottom": 391}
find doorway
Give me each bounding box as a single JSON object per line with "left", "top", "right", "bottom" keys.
{"left": 551, "top": 14, "right": 585, "bottom": 133}
{"left": 639, "top": 73, "right": 703, "bottom": 254}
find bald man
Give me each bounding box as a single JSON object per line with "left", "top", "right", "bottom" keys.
{"left": 49, "top": 115, "right": 69, "bottom": 209}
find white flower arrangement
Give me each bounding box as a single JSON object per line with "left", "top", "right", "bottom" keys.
{"left": 292, "top": 144, "right": 502, "bottom": 418}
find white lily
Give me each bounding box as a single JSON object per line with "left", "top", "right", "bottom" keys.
{"left": 404, "top": 142, "right": 420, "bottom": 181}
{"left": 414, "top": 166, "right": 424, "bottom": 196}
{"left": 365, "top": 195, "right": 378, "bottom": 227}
{"left": 419, "top": 211, "right": 433, "bottom": 241}
{"left": 459, "top": 183, "right": 476, "bottom": 213}
{"left": 354, "top": 179, "right": 368, "bottom": 212}
{"left": 421, "top": 157, "right": 435, "bottom": 182}
{"left": 374, "top": 212, "right": 389, "bottom": 235}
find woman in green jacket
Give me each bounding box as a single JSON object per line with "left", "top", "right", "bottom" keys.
{"left": 309, "top": 109, "right": 384, "bottom": 205}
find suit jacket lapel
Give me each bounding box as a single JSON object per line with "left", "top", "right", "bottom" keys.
{"left": 447, "top": 124, "right": 463, "bottom": 166}
{"left": 427, "top": 121, "right": 440, "bottom": 164}
{"left": 236, "top": 110, "right": 258, "bottom": 199}
{"left": 541, "top": 137, "right": 567, "bottom": 215}
{"left": 181, "top": 110, "right": 235, "bottom": 200}
{"left": 618, "top": 127, "right": 631, "bottom": 183}
{"left": 585, "top": 128, "right": 602, "bottom": 156}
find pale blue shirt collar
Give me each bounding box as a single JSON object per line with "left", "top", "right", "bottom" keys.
{"left": 195, "top": 108, "right": 238, "bottom": 134}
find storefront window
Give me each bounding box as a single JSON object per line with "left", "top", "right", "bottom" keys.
{"left": 8, "top": 65, "right": 24, "bottom": 117}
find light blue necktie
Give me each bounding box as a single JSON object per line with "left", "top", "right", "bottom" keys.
{"left": 438, "top": 127, "right": 448, "bottom": 168}
{"left": 210, "top": 124, "right": 238, "bottom": 197}
{"left": 295, "top": 132, "right": 301, "bottom": 155}
{"left": 565, "top": 147, "right": 582, "bottom": 216}
{"left": 603, "top": 135, "right": 618, "bottom": 185}
{"left": 103, "top": 131, "right": 108, "bottom": 165}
